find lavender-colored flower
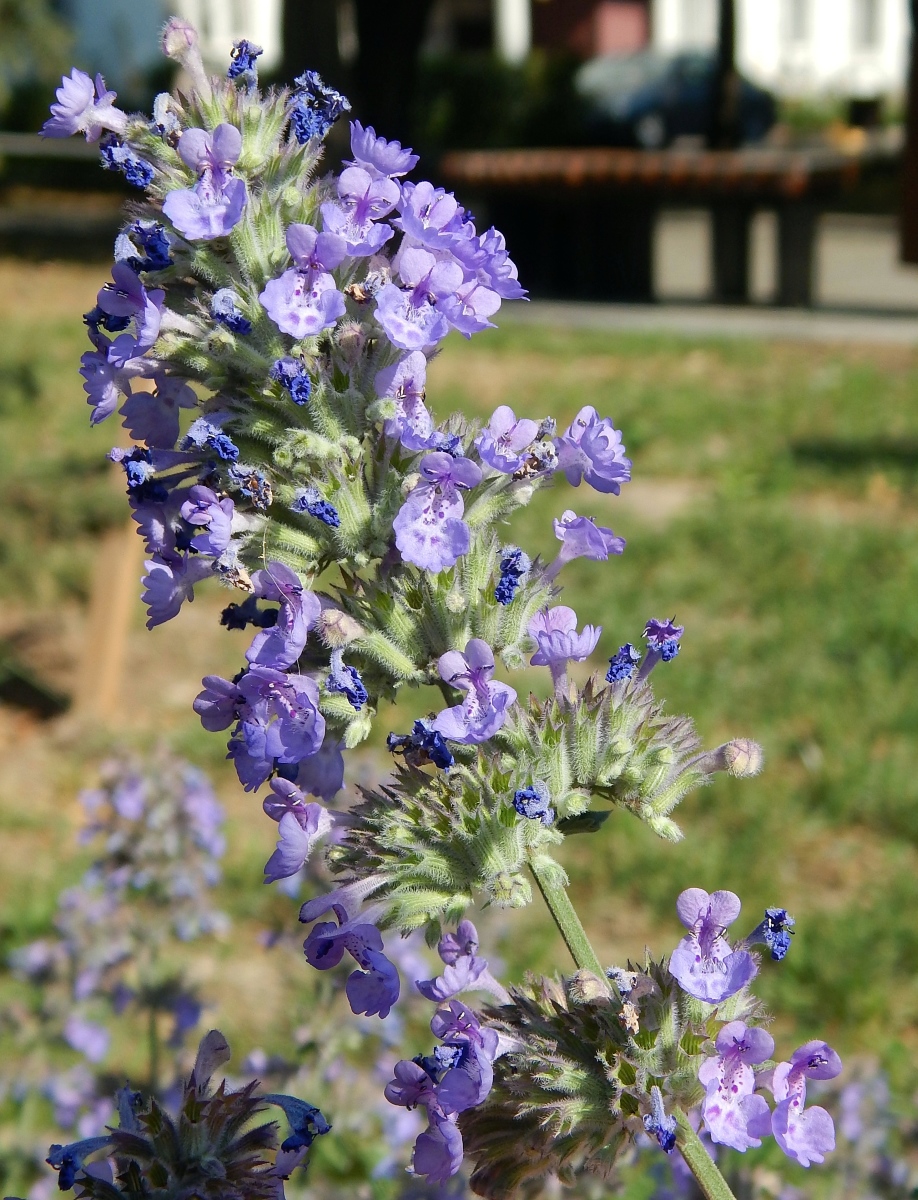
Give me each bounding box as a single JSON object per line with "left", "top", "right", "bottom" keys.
{"left": 179, "top": 486, "right": 235, "bottom": 556}
{"left": 375, "top": 247, "right": 463, "bottom": 351}
{"left": 529, "top": 606, "right": 601, "bottom": 668}
{"left": 264, "top": 807, "right": 334, "bottom": 884}
{"left": 263, "top": 1093, "right": 331, "bottom": 1151}
{"left": 347, "top": 121, "right": 419, "bottom": 178}
{"left": 432, "top": 638, "right": 517, "bottom": 745}
{"left": 546, "top": 509, "right": 626, "bottom": 581}
{"left": 387, "top": 719, "right": 454, "bottom": 770}
{"left": 226, "top": 666, "right": 326, "bottom": 791}
{"left": 513, "top": 783, "right": 555, "bottom": 826}
{"left": 644, "top": 1086, "right": 678, "bottom": 1153}
{"left": 183, "top": 414, "right": 239, "bottom": 461}
{"left": 79, "top": 334, "right": 150, "bottom": 425}
{"left": 271, "top": 357, "right": 312, "bottom": 405}
{"left": 698, "top": 1021, "right": 774, "bottom": 1151}
{"left": 473, "top": 226, "right": 527, "bottom": 300}
{"left": 413, "top": 1115, "right": 464, "bottom": 1183}
{"left": 393, "top": 452, "right": 482, "bottom": 573}
{"left": 46, "top": 1136, "right": 113, "bottom": 1191}
{"left": 669, "top": 888, "right": 758, "bottom": 1004}
{"left": 246, "top": 562, "right": 321, "bottom": 670}
{"left": 751, "top": 1041, "right": 843, "bottom": 1169}
{"left": 292, "top": 737, "right": 345, "bottom": 800}
{"left": 475, "top": 406, "right": 540, "bottom": 473}
{"left": 645, "top": 617, "right": 684, "bottom": 660}
{"left": 64, "top": 1015, "right": 110, "bottom": 1064}
{"left": 142, "top": 553, "right": 214, "bottom": 628}
{"left": 259, "top": 223, "right": 346, "bottom": 338}
{"left": 302, "top": 917, "right": 400, "bottom": 1018}
{"left": 121, "top": 375, "right": 197, "bottom": 448}
{"left": 291, "top": 486, "right": 340, "bottom": 527}
{"left": 41, "top": 69, "right": 127, "bottom": 141}
{"left": 289, "top": 71, "right": 351, "bottom": 143}
{"left": 96, "top": 263, "right": 164, "bottom": 352}
{"left": 555, "top": 405, "right": 631, "bottom": 494}
{"left": 606, "top": 642, "right": 641, "bottom": 683}
{"left": 746, "top": 907, "right": 796, "bottom": 961}
{"left": 326, "top": 649, "right": 368, "bottom": 710}
{"left": 494, "top": 546, "right": 530, "bottom": 605}
{"left": 99, "top": 136, "right": 154, "bottom": 188}
{"left": 439, "top": 277, "right": 502, "bottom": 337}
{"left": 375, "top": 352, "right": 437, "bottom": 450}
{"left": 416, "top": 920, "right": 508, "bottom": 1003}
{"left": 210, "top": 288, "right": 252, "bottom": 334}
{"left": 115, "top": 220, "right": 173, "bottom": 273}
{"left": 320, "top": 166, "right": 398, "bottom": 257}
{"left": 227, "top": 39, "right": 263, "bottom": 80}
{"left": 162, "top": 123, "right": 247, "bottom": 241}
{"left": 395, "top": 181, "right": 466, "bottom": 252}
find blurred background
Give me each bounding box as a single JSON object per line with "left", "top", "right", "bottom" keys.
{"left": 2, "top": 1, "right": 918, "bottom": 1198}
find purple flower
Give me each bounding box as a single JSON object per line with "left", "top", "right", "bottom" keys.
{"left": 289, "top": 71, "right": 350, "bottom": 143}
{"left": 41, "top": 69, "right": 127, "bottom": 141}
{"left": 529, "top": 606, "right": 601, "bottom": 668}
{"left": 262, "top": 1094, "right": 331, "bottom": 1152}
{"left": 264, "top": 807, "right": 333, "bottom": 884}
{"left": 375, "top": 352, "right": 437, "bottom": 450}
{"left": 246, "top": 562, "right": 321, "bottom": 670}
{"left": 226, "top": 667, "right": 326, "bottom": 790}
{"left": 162, "top": 124, "right": 247, "bottom": 241}
{"left": 668, "top": 888, "right": 758, "bottom": 1004}
{"left": 96, "top": 263, "right": 164, "bottom": 352}
{"left": 259, "top": 223, "right": 346, "bottom": 338}
{"left": 416, "top": 920, "right": 509, "bottom": 1004}
{"left": 210, "top": 288, "right": 252, "bottom": 334}
{"left": 80, "top": 334, "right": 150, "bottom": 425}
{"left": 546, "top": 509, "right": 626, "bottom": 581}
{"left": 227, "top": 39, "right": 263, "bottom": 80}
{"left": 473, "top": 226, "right": 527, "bottom": 300}
{"left": 183, "top": 414, "right": 239, "bottom": 461}
{"left": 121, "top": 375, "right": 197, "bottom": 448}
{"left": 749, "top": 1041, "right": 842, "bottom": 1167}
{"left": 393, "top": 452, "right": 481, "bottom": 573}
{"left": 46, "top": 1136, "right": 113, "bottom": 1191}
{"left": 100, "top": 136, "right": 154, "bottom": 188}
{"left": 115, "top": 220, "right": 173, "bottom": 273}
{"left": 271, "top": 357, "right": 312, "bottom": 405}
{"left": 193, "top": 675, "right": 243, "bottom": 732}
{"left": 475, "top": 406, "right": 540, "bottom": 473}
{"left": 643, "top": 1086, "right": 678, "bottom": 1153}
{"left": 413, "top": 1115, "right": 464, "bottom": 1183}
{"left": 302, "top": 917, "right": 400, "bottom": 1019}
{"left": 494, "top": 546, "right": 530, "bottom": 605}
{"left": 439, "top": 277, "right": 502, "bottom": 337}
{"left": 326, "top": 649, "right": 368, "bottom": 710}
{"left": 375, "top": 247, "right": 462, "bottom": 350}
{"left": 606, "top": 643, "right": 641, "bottom": 683}
{"left": 347, "top": 120, "right": 419, "bottom": 178}
{"left": 142, "top": 553, "right": 214, "bottom": 628}
{"left": 292, "top": 737, "right": 345, "bottom": 800}
{"left": 699, "top": 1021, "right": 774, "bottom": 1151}
{"left": 637, "top": 617, "right": 685, "bottom": 680}
{"left": 319, "top": 166, "right": 398, "bottom": 257}
{"left": 64, "top": 1015, "right": 110, "bottom": 1064}
{"left": 180, "top": 486, "right": 235, "bottom": 555}
{"left": 290, "top": 487, "right": 339, "bottom": 527}
{"left": 555, "top": 406, "right": 631, "bottom": 494}
{"left": 387, "top": 719, "right": 454, "bottom": 770}
{"left": 745, "top": 907, "right": 796, "bottom": 961}
{"left": 395, "top": 181, "right": 466, "bottom": 251}
{"left": 513, "top": 783, "right": 555, "bottom": 826}
{"left": 431, "top": 638, "right": 517, "bottom": 745}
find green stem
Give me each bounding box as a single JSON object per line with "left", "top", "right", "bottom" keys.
{"left": 528, "top": 857, "right": 605, "bottom": 977}
{"left": 673, "top": 1108, "right": 738, "bottom": 1200}
{"left": 530, "top": 859, "right": 739, "bottom": 1200}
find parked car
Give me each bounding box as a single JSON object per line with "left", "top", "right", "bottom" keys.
{"left": 575, "top": 50, "right": 776, "bottom": 148}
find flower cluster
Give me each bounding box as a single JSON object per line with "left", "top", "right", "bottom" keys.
{"left": 45, "top": 1030, "right": 329, "bottom": 1200}
{"left": 44, "top": 24, "right": 842, "bottom": 1199}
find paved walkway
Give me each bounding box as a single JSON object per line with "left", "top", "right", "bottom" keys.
{"left": 502, "top": 300, "right": 918, "bottom": 345}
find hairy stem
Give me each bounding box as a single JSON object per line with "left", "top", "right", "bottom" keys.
{"left": 528, "top": 858, "right": 605, "bottom": 977}
{"left": 673, "top": 1107, "right": 737, "bottom": 1200}
{"left": 531, "top": 861, "right": 739, "bottom": 1200}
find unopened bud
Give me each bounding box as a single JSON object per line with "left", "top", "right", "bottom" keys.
{"left": 487, "top": 871, "right": 531, "bottom": 909}
{"left": 318, "top": 607, "right": 365, "bottom": 647}
{"left": 723, "top": 738, "right": 764, "bottom": 778}
{"left": 192, "top": 1029, "right": 230, "bottom": 1093}
{"left": 444, "top": 586, "right": 466, "bottom": 614}
{"left": 161, "top": 16, "right": 199, "bottom": 58}
{"left": 568, "top": 970, "right": 611, "bottom": 1004}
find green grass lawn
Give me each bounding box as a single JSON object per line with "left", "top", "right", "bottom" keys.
{"left": 2, "top": 262, "right": 918, "bottom": 1189}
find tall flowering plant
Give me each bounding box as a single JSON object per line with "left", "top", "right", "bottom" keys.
{"left": 39, "top": 21, "right": 844, "bottom": 1200}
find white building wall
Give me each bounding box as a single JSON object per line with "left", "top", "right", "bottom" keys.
{"left": 651, "top": 0, "right": 910, "bottom": 98}
{"left": 174, "top": 0, "right": 283, "bottom": 72}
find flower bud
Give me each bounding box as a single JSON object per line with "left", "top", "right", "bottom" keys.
{"left": 445, "top": 586, "right": 466, "bottom": 614}
{"left": 161, "top": 17, "right": 210, "bottom": 95}
{"left": 318, "top": 607, "right": 365, "bottom": 647}
{"left": 568, "top": 970, "right": 611, "bottom": 1004}
{"left": 487, "top": 871, "right": 531, "bottom": 908}
{"left": 723, "top": 738, "right": 764, "bottom": 777}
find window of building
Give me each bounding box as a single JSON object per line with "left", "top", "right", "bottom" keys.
{"left": 853, "top": 0, "right": 881, "bottom": 49}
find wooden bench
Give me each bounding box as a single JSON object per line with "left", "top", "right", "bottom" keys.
{"left": 440, "top": 143, "right": 902, "bottom": 306}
